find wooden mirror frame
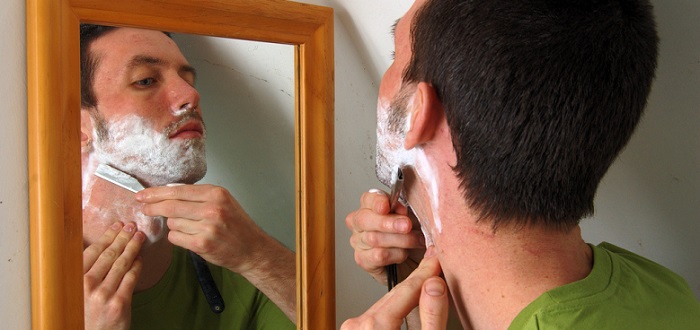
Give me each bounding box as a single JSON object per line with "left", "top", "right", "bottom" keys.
{"left": 26, "top": 0, "right": 334, "bottom": 328}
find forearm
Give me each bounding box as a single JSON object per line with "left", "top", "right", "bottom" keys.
{"left": 236, "top": 236, "right": 297, "bottom": 324}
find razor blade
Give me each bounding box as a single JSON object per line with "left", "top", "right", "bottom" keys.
{"left": 94, "top": 164, "right": 145, "bottom": 193}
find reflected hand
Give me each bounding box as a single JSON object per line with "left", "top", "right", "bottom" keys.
{"left": 340, "top": 248, "right": 448, "bottom": 330}
{"left": 136, "top": 184, "right": 297, "bottom": 322}
{"left": 83, "top": 222, "right": 144, "bottom": 330}
{"left": 137, "top": 184, "right": 270, "bottom": 273}
{"left": 346, "top": 190, "right": 426, "bottom": 285}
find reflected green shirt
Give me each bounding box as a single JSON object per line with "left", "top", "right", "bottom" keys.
{"left": 131, "top": 246, "right": 294, "bottom": 330}
{"left": 510, "top": 242, "right": 700, "bottom": 329}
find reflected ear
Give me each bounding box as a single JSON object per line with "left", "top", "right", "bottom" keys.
{"left": 80, "top": 108, "right": 94, "bottom": 150}
{"left": 404, "top": 82, "right": 443, "bottom": 150}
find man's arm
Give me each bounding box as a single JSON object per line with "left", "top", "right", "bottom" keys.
{"left": 83, "top": 222, "right": 144, "bottom": 330}
{"left": 136, "top": 184, "right": 296, "bottom": 323}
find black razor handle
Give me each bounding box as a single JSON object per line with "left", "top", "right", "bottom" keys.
{"left": 386, "top": 168, "right": 404, "bottom": 292}
{"left": 189, "top": 251, "right": 225, "bottom": 314}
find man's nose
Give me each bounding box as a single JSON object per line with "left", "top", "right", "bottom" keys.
{"left": 168, "top": 77, "right": 201, "bottom": 115}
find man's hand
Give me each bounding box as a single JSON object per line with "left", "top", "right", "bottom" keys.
{"left": 137, "top": 184, "right": 273, "bottom": 273}
{"left": 346, "top": 190, "right": 426, "bottom": 285}
{"left": 83, "top": 222, "right": 144, "bottom": 330}
{"left": 340, "top": 248, "right": 449, "bottom": 330}
{"left": 136, "top": 184, "right": 297, "bottom": 323}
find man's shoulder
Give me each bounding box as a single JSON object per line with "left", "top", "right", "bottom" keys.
{"left": 509, "top": 242, "right": 700, "bottom": 329}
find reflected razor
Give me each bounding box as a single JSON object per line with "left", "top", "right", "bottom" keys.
{"left": 94, "top": 163, "right": 225, "bottom": 313}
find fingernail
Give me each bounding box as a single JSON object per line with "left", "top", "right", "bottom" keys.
{"left": 368, "top": 188, "right": 383, "bottom": 195}
{"left": 124, "top": 223, "right": 135, "bottom": 233}
{"left": 395, "top": 219, "right": 409, "bottom": 232}
{"left": 425, "top": 279, "right": 445, "bottom": 297}
{"left": 424, "top": 246, "right": 436, "bottom": 257}
{"left": 133, "top": 232, "right": 145, "bottom": 242}
{"left": 111, "top": 222, "right": 122, "bottom": 230}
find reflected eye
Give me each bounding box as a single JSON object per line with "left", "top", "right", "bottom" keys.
{"left": 134, "top": 78, "right": 156, "bottom": 87}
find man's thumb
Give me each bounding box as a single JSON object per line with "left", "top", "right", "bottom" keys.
{"left": 420, "top": 276, "right": 449, "bottom": 329}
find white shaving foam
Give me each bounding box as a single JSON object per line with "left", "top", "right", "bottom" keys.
{"left": 375, "top": 94, "right": 442, "bottom": 245}
{"left": 83, "top": 113, "right": 206, "bottom": 243}
{"left": 93, "top": 114, "right": 206, "bottom": 187}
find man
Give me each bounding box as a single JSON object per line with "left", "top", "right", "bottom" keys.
{"left": 80, "top": 25, "right": 295, "bottom": 329}
{"left": 344, "top": 0, "right": 700, "bottom": 329}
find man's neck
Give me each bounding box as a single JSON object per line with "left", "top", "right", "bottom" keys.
{"left": 83, "top": 172, "right": 173, "bottom": 292}
{"left": 405, "top": 170, "right": 593, "bottom": 330}
{"left": 444, "top": 221, "right": 592, "bottom": 329}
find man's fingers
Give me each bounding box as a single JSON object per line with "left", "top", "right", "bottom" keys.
{"left": 355, "top": 230, "right": 424, "bottom": 250}
{"left": 84, "top": 223, "right": 136, "bottom": 281}
{"left": 136, "top": 184, "right": 228, "bottom": 204}
{"left": 420, "top": 277, "right": 449, "bottom": 330}
{"left": 135, "top": 184, "right": 194, "bottom": 203}
{"left": 347, "top": 208, "right": 413, "bottom": 234}
{"left": 141, "top": 199, "right": 200, "bottom": 220}
{"left": 361, "top": 189, "right": 390, "bottom": 212}
{"left": 166, "top": 216, "right": 201, "bottom": 235}
{"left": 341, "top": 248, "right": 443, "bottom": 329}
{"left": 360, "top": 190, "right": 410, "bottom": 216}
{"left": 100, "top": 231, "right": 145, "bottom": 293}
{"left": 83, "top": 222, "right": 123, "bottom": 272}
{"left": 116, "top": 256, "right": 143, "bottom": 297}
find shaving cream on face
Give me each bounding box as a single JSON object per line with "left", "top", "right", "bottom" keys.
{"left": 83, "top": 112, "right": 206, "bottom": 243}
{"left": 93, "top": 113, "right": 207, "bottom": 187}
{"left": 375, "top": 90, "right": 443, "bottom": 246}
{"left": 375, "top": 96, "right": 416, "bottom": 187}
{"left": 415, "top": 148, "right": 442, "bottom": 234}
{"left": 82, "top": 154, "right": 167, "bottom": 244}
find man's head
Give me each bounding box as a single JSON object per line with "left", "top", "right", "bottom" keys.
{"left": 377, "top": 0, "right": 659, "bottom": 230}
{"left": 80, "top": 25, "right": 207, "bottom": 187}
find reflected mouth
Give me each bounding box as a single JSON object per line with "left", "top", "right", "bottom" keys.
{"left": 169, "top": 120, "right": 205, "bottom": 139}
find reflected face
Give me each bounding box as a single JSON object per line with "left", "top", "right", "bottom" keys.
{"left": 375, "top": 0, "right": 425, "bottom": 187}
{"left": 87, "top": 28, "right": 207, "bottom": 186}
{"left": 82, "top": 28, "right": 209, "bottom": 245}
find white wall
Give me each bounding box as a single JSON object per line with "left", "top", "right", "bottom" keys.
{"left": 0, "top": 0, "right": 30, "bottom": 327}
{"left": 1, "top": 0, "right": 697, "bottom": 329}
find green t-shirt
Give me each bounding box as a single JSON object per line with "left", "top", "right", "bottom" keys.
{"left": 510, "top": 242, "right": 700, "bottom": 329}
{"left": 130, "top": 246, "right": 294, "bottom": 330}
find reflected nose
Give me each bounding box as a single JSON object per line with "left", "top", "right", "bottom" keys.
{"left": 168, "top": 77, "right": 201, "bottom": 116}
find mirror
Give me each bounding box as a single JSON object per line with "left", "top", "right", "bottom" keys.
{"left": 26, "top": 0, "right": 334, "bottom": 328}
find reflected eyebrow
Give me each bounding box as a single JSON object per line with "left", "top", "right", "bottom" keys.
{"left": 127, "top": 55, "right": 164, "bottom": 69}
{"left": 391, "top": 18, "right": 400, "bottom": 40}
{"left": 127, "top": 55, "right": 197, "bottom": 81}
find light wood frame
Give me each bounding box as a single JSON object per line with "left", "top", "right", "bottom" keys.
{"left": 26, "top": 0, "right": 334, "bottom": 329}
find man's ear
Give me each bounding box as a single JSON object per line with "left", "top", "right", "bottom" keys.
{"left": 404, "top": 82, "right": 444, "bottom": 150}
{"left": 80, "top": 108, "right": 94, "bottom": 151}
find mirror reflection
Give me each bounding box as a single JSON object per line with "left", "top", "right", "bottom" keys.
{"left": 79, "top": 25, "right": 296, "bottom": 328}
